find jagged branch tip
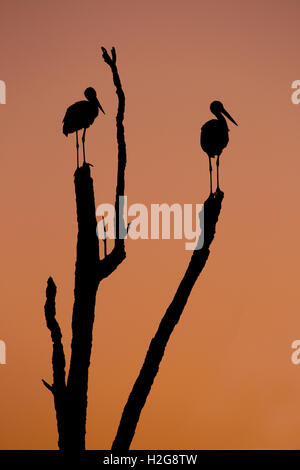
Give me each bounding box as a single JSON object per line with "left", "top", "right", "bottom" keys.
{"left": 101, "top": 46, "right": 117, "bottom": 65}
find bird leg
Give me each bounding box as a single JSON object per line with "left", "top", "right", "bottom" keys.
{"left": 82, "top": 128, "right": 87, "bottom": 165}
{"left": 216, "top": 155, "right": 220, "bottom": 190}
{"left": 208, "top": 157, "right": 213, "bottom": 194}
{"left": 76, "top": 130, "right": 79, "bottom": 169}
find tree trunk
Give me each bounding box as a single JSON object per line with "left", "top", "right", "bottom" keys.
{"left": 65, "top": 164, "right": 100, "bottom": 450}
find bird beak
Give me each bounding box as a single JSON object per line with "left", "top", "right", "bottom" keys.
{"left": 222, "top": 107, "right": 238, "bottom": 126}
{"left": 97, "top": 99, "right": 105, "bottom": 114}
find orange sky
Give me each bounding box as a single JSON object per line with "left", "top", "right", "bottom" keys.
{"left": 1, "top": 0, "right": 300, "bottom": 450}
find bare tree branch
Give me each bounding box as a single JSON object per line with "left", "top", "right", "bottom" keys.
{"left": 100, "top": 46, "right": 127, "bottom": 255}
{"left": 102, "top": 217, "right": 108, "bottom": 258}
{"left": 112, "top": 190, "right": 224, "bottom": 450}
{"left": 42, "top": 379, "right": 53, "bottom": 393}
{"left": 44, "top": 277, "right": 66, "bottom": 393}
{"left": 43, "top": 276, "right": 67, "bottom": 449}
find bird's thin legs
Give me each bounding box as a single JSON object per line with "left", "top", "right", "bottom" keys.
{"left": 208, "top": 157, "right": 213, "bottom": 194}
{"left": 216, "top": 155, "right": 220, "bottom": 190}
{"left": 82, "top": 128, "right": 87, "bottom": 165}
{"left": 76, "top": 130, "right": 79, "bottom": 168}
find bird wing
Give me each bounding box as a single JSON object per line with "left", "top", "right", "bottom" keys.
{"left": 62, "top": 101, "right": 97, "bottom": 135}
{"left": 63, "top": 101, "right": 86, "bottom": 123}
{"left": 200, "top": 119, "right": 229, "bottom": 157}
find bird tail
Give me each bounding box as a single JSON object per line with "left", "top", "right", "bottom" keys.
{"left": 62, "top": 124, "right": 68, "bottom": 137}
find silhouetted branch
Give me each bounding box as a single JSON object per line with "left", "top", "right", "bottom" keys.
{"left": 102, "top": 217, "right": 107, "bottom": 257}
{"left": 112, "top": 190, "right": 224, "bottom": 450}
{"left": 43, "top": 276, "right": 67, "bottom": 449}
{"left": 100, "top": 46, "right": 127, "bottom": 256}
{"left": 42, "top": 379, "right": 53, "bottom": 392}
{"left": 98, "top": 248, "right": 126, "bottom": 281}
{"left": 43, "top": 277, "right": 66, "bottom": 394}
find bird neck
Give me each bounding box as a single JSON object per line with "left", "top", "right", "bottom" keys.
{"left": 215, "top": 113, "right": 228, "bottom": 127}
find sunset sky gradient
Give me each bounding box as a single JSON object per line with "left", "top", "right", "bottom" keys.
{"left": 1, "top": 0, "right": 300, "bottom": 449}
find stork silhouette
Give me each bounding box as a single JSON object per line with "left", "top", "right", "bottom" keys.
{"left": 200, "top": 101, "right": 237, "bottom": 193}
{"left": 63, "top": 87, "right": 105, "bottom": 168}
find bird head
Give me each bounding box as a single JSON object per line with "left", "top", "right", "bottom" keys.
{"left": 210, "top": 100, "right": 238, "bottom": 126}
{"left": 84, "top": 87, "right": 105, "bottom": 114}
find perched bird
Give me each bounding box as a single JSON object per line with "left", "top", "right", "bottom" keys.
{"left": 63, "top": 87, "right": 105, "bottom": 168}
{"left": 200, "top": 101, "right": 237, "bottom": 193}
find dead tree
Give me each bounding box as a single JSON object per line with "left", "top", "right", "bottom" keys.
{"left": 43, "top": 46, "right": 127, "bottom": 451}
{"left": 112, "top": 189, "right": 224, "bottom": 450}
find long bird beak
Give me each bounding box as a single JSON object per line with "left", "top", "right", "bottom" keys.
{"left": 97, "top": 99, "right": 105, "bottom": 114}
{"left": 222, "top": 107, "right": 238, "bottom": 126}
